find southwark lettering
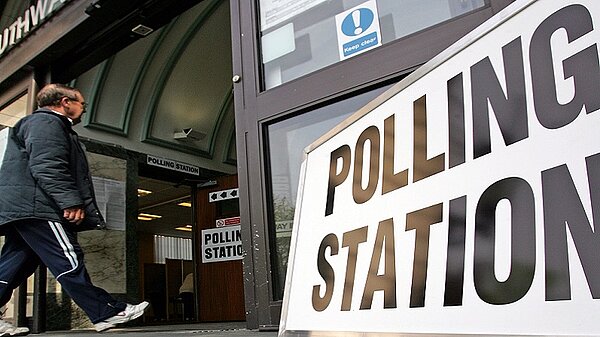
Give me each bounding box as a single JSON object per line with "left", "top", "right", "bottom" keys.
{"left": 0, "top": 0, "right": 68, "bottom": 56}
{"left": 303, "top": 2, "right": 600, "bottom": 327}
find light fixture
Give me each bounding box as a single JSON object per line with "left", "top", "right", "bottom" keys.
{"left": 173, "top": 128, "right": 206, "bottom": 141}
{"left": 138, "top": 213, "right": 162, "bottom": 221}
{"left": 177, "top": 201, "right": 192, "bottom": 207}
{"left": 137, "top": 189, "right": 152, "bottom": 197}
{"left": 132, "top": 24, "right": 154, "bottom": 37}
{"left": 175, "top": 225, "right": 193, "bottom": 232}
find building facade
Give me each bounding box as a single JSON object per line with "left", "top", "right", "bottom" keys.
{"left": 0, "top": 0, "right": 513, "bottom": 332}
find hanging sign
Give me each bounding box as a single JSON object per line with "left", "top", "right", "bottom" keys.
{"left": 335, "top": 0, "right": 381, "bottom": 60}
{"left": 280, "top": 0, "right": 600, "bottom": 335}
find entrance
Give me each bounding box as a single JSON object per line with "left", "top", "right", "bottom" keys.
{"left": 137, "top": 173, "right": 244, "bottom": 324}
{"left": 194, "top": 175, "right": 245, "bottom": 321}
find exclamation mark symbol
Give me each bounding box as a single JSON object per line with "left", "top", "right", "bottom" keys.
{"left": 352, "top": 10, "right": 362, "bottom": 35}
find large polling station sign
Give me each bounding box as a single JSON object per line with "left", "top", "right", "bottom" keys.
{"left": 280, "top": 0, "right": 600, "bottom": 336}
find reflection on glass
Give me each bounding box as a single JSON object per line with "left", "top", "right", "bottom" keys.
{"left": 259, "top": 0, "right": 486, "bottom": 89}
{"left": 267, "top": 84, "right": 391, "bottom": 300}
{"left": 0, "top": 93, "right": 28, "bottom": 128}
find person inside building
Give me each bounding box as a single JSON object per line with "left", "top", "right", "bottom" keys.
{"left": 0, "top": 83, "right": 149, "bottom": 334}
{"left": 178, "top": 273, "right": 194, "bottom": 320}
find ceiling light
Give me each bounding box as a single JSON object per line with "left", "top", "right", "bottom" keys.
{"left": 138, "top": 213, "right": 162, "bottom": 221}
{"left": 137, "top": 189, "right": 152, "bottom": 197}
{"left": 177, "top": 202, "right": 192, "bottom": 207}
{"left": 175, "top": 225, "right": 192, "bottom": 232}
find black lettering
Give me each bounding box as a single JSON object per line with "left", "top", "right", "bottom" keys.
{"left": 325, "top": 145, "right": 351, "bottom": 216}
{"left": 312, "top": 234, "right": 339, "bottom": 311}
{"left": 353, "top": 126, "right": 380, "bottom": 204}
{"left": 444, "top": 196, "right": 467, "bottom": 306}
{"left": 204, "top": 248, "right": 212, "bottom": 259}
{"left": 471, "top": 37, "right": 528, "bottom": 159}
{"left": 530, "top": 4, "right": 600, "bottom": 129}
{"left": 204, "top": 234, "right": 211, "bottom": 245}
{"left": 360, "top": 218, "right": 397, "bottom": 309}
{"left": 474, "top": 177, "right": 535, "bottom": 305}
{"left": 413, "top": 96, "right": 445, "bottom": 182}
{"left": 542, "top": 154, "right": 600, "bottom": 300}
{"left": 382, "top": 115, "right": 408, "bottom": 194}
{"left": 341, "top": 226, "right": 368, "bottom": 311}
{"left": 406, "top": 203, "right": 443, "bottom": 307}
{"left": 448, "top": 74, "right": 465, "bottom": 168}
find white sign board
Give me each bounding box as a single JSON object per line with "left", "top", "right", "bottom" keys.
{"left": 335, "top": 0, "right": 381, "bottom": 60}
{"left": 146, "top": 155, "right": 200, "bottom": 176}
{"left": 201, "top": 225, "right": 243, "bottom": 263}
{"left": 281, "top": 0, "right": 600, "bottom": 335}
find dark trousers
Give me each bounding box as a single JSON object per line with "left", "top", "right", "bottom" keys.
{"left": 0, "top": 219, "right": 126, "bottom": 323}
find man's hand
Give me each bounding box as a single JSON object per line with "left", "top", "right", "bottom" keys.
{"left": 63, "top": 207, "right": 85, "bottom": 224}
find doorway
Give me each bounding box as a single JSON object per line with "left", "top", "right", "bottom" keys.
{"left": 136, "top": 176, "right": 195, "bottom": 323}
{"left": 136, "top": 173, "right": 245, "bottom": 324}
{"left": 194, "top": 175, "right": 245, "bottom": 322}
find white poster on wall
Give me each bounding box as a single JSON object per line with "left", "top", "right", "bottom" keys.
{"left": 280, "top": 0, "right": 600, "bottom": 335}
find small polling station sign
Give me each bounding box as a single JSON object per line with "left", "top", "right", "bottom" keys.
{"left": 335, "top": 0, "right": 381, "bottom": 60}
{"left": 280, "top": 0, "right": 600, "bottom": 336}
{"left": 202, "top": 225, "right": 243, "bottom": 263}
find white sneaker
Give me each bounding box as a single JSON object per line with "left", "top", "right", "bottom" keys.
{"left": 0, "top": 319, "right": 29, "bottom": 336}
{"left": 94, "top": 301, "right": 149, "bottom": 332}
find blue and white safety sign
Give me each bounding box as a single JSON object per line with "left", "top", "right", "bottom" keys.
{"left": 335, "top": 0, "right": 381, "bottom": 60}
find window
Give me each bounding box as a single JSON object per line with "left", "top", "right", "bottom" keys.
{"left": 154, "top": 235, "right": 193, "bottom": 263}
{"left": 0, "top": 93, "right": 28, "bottom": 128}
{"left": 258, "top": 0, "right": 486, "bottom": 89}
{"left": 266, "top": 84, "right": 391, "bottom": 300}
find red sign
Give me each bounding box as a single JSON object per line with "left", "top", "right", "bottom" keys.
{"left": 215, "top": 216, "right": 241, "bottom": 228}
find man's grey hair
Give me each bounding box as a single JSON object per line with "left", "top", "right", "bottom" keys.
{"left": 37, "top": 83, "right": 81, "bottom": 108}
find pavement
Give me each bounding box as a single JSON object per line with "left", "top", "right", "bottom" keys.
{"left": 36, "top": 322, "right": 279, "bottom": 337}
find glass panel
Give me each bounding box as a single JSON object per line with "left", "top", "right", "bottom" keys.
{"left": 259, "top": 0, "right": 486, "bottom": 89}
{"left": 266, "top": 84, "right": 391, "bottom": 300}
{"left": 0, "top": 93, "right": 28, "bottom": 128}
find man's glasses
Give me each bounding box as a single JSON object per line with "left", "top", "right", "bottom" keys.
{"left": 63, "top": 96, "right": 88, "bottom": 111}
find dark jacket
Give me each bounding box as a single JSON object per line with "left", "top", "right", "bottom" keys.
{"left": 0, "top": 108, "right": 105, "bottom": 231}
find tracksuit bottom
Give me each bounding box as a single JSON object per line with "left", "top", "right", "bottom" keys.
{"left": 0, "top": 219, "right": 126, "bottom": 324}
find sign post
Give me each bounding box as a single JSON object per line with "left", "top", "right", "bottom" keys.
{"left": 280, "top": 0, "right": 600, "bottom": 335}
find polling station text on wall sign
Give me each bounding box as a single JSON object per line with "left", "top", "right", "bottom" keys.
{"left": 202, "top": 225, "right": 243, "bottom": 263}
{"left": 281, "top": 0, "right": 600, "bottom": 335}
{"left": 146, "top": 155, "right": 200, "bottom": 176}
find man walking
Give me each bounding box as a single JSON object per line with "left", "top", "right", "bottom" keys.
{"left": 0, "top": 83, "right": 148, "bottom": 335}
